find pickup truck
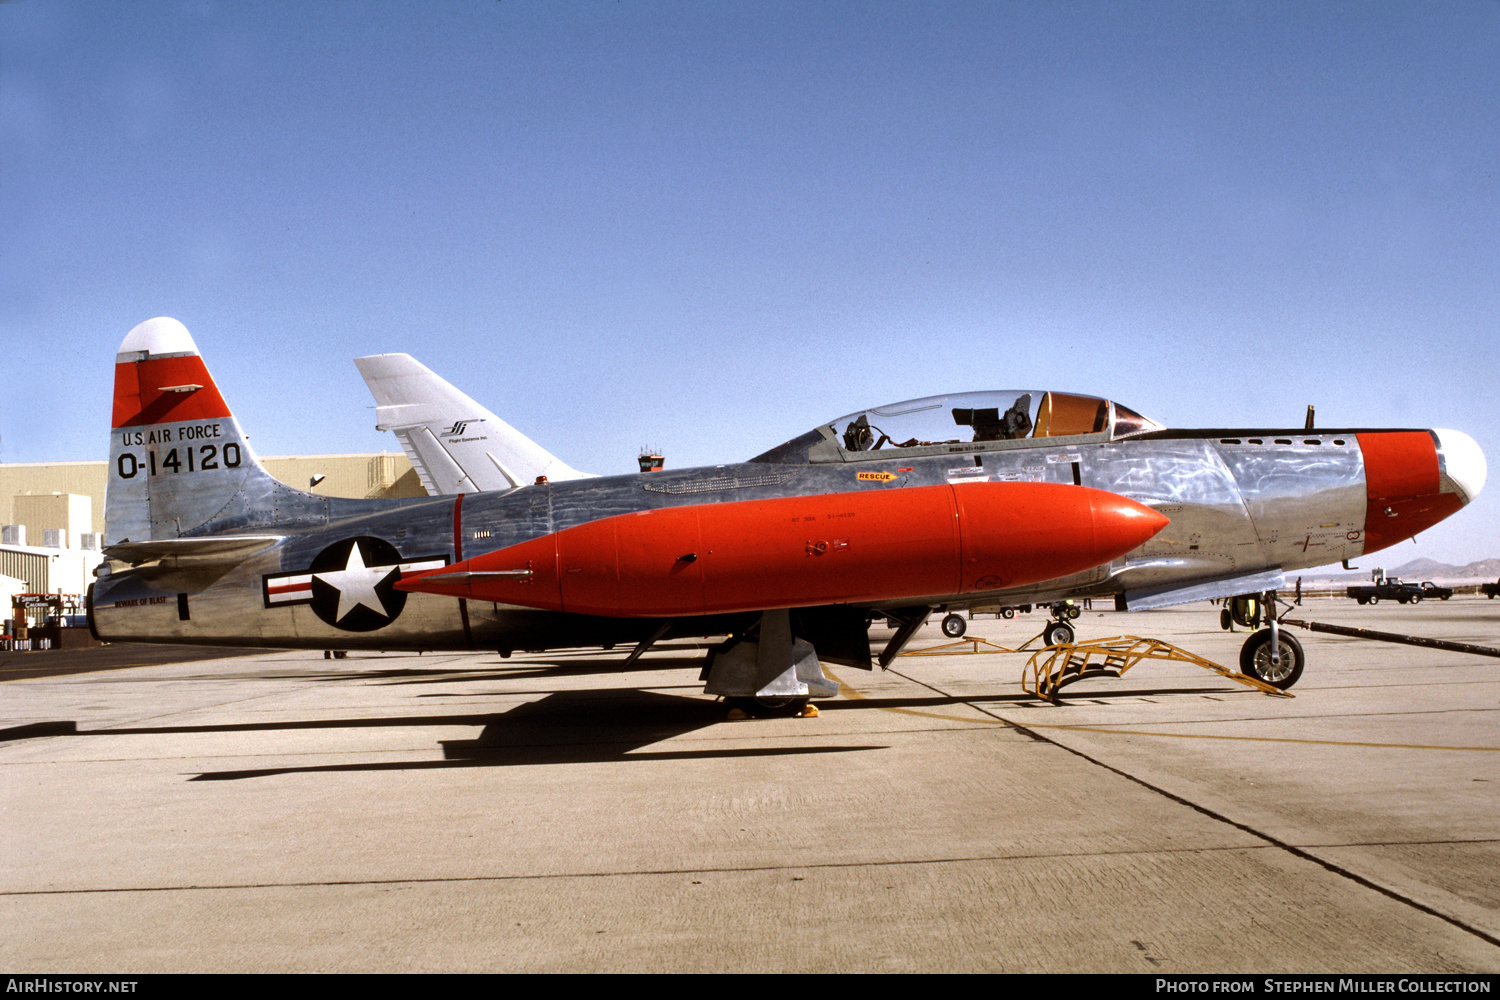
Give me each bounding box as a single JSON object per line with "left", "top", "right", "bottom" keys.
{"left": 1346, "top": 578, "right": 1451, "bottom": 605}
{"left": 1482, "top": 579, "right": 1500, "bottom": 599}
{"left": 1418, "top": 581, "right": 1454, "bottom": 601}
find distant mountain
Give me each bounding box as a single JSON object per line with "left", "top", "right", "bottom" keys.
{"left": 1294, "top": 557, "right": 1500, "bottom": 586}
{"left": 1386, "top": 557, "right": 1452, "bottom": 577}
{"left": 1387, "top": 557, "right": 1500, "bottom": 582}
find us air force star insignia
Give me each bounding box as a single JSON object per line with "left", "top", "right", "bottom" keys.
{"left": 262, "top": 537, "right": 447, "bottom": 632}
{"left": 315, "top": 542, "right": 395, "bottom": 624}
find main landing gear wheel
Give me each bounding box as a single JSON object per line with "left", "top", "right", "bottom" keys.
{"left": 1042, "top": 621, "right": 1075, "bottom": 647}
{"left": 1239, "top": 628, "right": 1304, "bottom": 690}
{"left": 1220, "top": 608, "right": 1233, "bottom": 629}
{"left": 941, "top": 613, "right": 967, "bottom": 638}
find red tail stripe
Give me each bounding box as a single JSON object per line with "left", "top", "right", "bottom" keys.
{"left": 112, "top": 357, "right": 232, "bottom": 428}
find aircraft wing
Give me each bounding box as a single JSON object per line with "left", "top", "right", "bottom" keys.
{"left": 1114, "top": 567, "right": 1287, "bottom": 611}
{"left": 353, "top": 353, "right": 595, "bottom": 495}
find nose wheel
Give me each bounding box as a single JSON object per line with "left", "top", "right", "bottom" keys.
{"left": 1239, "top": 627, "right": 1304, "bottom": 689}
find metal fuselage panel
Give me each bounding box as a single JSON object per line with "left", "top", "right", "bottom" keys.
{"left": 1216, "top": 440, "right": 1367, "bottom": 568}
{"left": 92, "top": 430, "right": 1374, "bottom": 651}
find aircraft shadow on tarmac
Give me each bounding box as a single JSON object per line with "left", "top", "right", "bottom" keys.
{"left": 181, "top": 687, "right": 886, "bottom": 781}
{"left": 0, "top": 680, "right": 1255, "bottom": 764}
{"left": 277, "top": 647, "right": 1253, "bottom": 705}
{"left": 815, "top": 685, "right": 1243, "bottom": 709}
{"left": 282, "top": 650, "right": 713, "bottom": 687}
{"left": 284, "top": 664, "right": 629, "bottom": 685}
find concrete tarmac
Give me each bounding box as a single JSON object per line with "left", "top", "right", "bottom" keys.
{"left": 1, "top": 598, "right": 1497, "bottom": 972}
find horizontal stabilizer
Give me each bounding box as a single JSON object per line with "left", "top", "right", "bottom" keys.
{"left": 105, "top": 535, "right": 284, "bottom": 566}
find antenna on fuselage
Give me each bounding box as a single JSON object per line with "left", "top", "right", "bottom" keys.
{"left": 1304, "top": 405, "right": 1315, "bottom": 430}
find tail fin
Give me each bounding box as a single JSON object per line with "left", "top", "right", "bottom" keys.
{"left": 353, "top": 352, "right": 594, "bottom": 495}
{"left": 106, "top": 317, "right": 284, "bottom": 544}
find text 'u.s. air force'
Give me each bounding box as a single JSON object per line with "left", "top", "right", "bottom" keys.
{"left": 116, "top": 423, "right": 240, "bottom": 479}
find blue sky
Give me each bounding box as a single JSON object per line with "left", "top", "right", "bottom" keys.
{"left": 3, "top": 1, "right": 1497, "bottom": 565}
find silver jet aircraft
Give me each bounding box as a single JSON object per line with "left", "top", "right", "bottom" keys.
{"left": 92, "top": 318, "right": 1484, "bottom": 708}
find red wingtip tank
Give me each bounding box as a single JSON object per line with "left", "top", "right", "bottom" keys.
{"left": 395, "top": 481, "right": 1168, "bottom": 617}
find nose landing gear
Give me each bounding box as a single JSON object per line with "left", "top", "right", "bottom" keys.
{"left": 1239, "top": 627, "right": 1305, "bottom": 689}
{"left": 1234, "top": 589, "right": 1304, "bottom": 690}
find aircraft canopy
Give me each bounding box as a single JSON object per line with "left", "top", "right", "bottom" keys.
{"left": 751, "top": 391, "right": 1165, "bottom": 463}
{"left": 828, "top": 391, "right": 1164, "bottom": 452}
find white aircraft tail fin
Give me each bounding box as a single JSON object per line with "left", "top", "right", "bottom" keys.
{"left": 106, "top": 318, "right": 297, "bottom": 545}
{"left": 353, "top": 353, "right": 593, "bottom": 495}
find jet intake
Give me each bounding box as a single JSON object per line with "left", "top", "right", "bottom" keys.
{"left": 396, "top": 482, "right": 1168, "bottom": 618}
